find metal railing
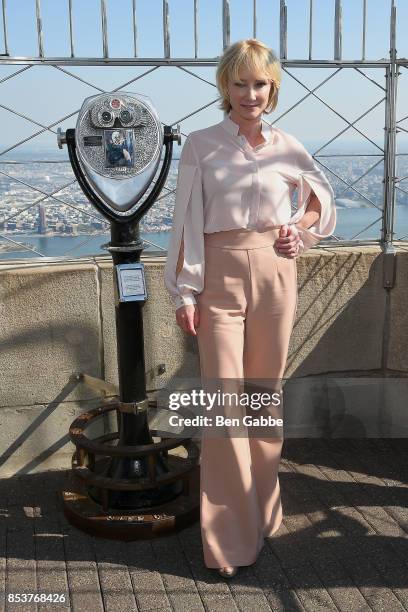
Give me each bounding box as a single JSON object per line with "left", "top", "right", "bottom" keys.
{"left": 0, "top": 0, "right": 398, "bottom": 64}
{"left": 0, "top": 0, "right": 406, "bottom": 266}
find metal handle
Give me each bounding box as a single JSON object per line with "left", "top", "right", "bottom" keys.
{"left": 172, "top": 123, "right": 181, "bottom": 145}
{"left": 57, "top": 127, "right": 66, "bottom": 149}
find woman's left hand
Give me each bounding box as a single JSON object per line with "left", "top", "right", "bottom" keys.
{"left": 274, "top": 224, "right": 301, "bottom": 258}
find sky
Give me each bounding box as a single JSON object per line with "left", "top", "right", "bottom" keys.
{"left": 0, "top": 0, "right": 407, "bottom": 155}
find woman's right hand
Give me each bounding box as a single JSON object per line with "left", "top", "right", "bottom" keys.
{"left": 176, "top": 304, "right": 200, "bottom": 336}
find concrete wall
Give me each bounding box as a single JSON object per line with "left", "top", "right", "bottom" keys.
{"left": 0, "top": 244, "right": 407, "bottom": 477}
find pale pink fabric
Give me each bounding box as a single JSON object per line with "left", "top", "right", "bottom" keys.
{"left": 164, "top": 112, "right": 337, "bottom": 310}
{"left": 196, "top": 227, "right": 297, "bottom": 568}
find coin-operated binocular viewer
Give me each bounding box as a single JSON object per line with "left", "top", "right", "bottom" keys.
{"left": 57, "top": 92, "right": 199, "bottom": 540}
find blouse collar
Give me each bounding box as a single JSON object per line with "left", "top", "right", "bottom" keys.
{"left": 220, "top": 111, "right": 275, "bottom": 145}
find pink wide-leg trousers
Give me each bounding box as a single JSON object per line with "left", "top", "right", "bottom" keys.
{"left": 195, "top": 227, "right": 298, "bottom": 569}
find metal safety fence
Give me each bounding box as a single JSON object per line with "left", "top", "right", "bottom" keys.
{"left": 0, "top": 0, "right": 406, "bottom": 266}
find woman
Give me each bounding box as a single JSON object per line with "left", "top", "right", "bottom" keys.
{"left": 164, "top": 39, "right": 336, "bottom": 578}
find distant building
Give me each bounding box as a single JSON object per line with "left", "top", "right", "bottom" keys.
{"left": 91, "top": 221, "right": 104, "bottom": 230}
{"left": 38, "top": 203, "right": 47, "bottom": 234}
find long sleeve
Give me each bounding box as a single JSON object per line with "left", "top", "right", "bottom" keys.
{"left": 288, "top": 140, "right": 337, "bottom": 254}
{"left": 164, "top": 134, "right": 205, "bottom": 311}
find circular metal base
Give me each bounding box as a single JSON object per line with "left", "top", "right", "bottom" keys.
{"left": 60, "top": 464, "right": 200, "bottom": 541}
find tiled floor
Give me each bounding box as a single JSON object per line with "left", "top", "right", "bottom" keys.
{"left": 1, "top": 438, "right": 407, "bottom": 611}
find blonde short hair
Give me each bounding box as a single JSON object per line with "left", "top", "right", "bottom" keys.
{"left": 216, "top": 38, "right": 281, "bottom": 114}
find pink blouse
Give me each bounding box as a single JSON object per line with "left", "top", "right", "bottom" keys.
{"left": 164, "top": 112, "right": 337, "bottom": 310}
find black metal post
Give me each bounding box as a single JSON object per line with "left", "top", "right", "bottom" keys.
{"left": 87, "top": 219, "right": 182, "bottom": 510}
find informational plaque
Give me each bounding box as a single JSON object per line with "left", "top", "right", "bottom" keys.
{"left": 116, "top": 263, "right": 147, "bottom": 302}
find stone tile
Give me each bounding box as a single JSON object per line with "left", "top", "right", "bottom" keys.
{"left": 125, "top": 539, "right": 172, "bottom": 612}
{"left": 151, "top": 533, "right": 206, "bottom": 611}
{"left": 93, "top": 538, "right": 137, "bottom": 612}
{"left": 63, "top": 532, "right": 104, "bottom": 612}
{"left": 6, "top": 518, "right": 37, "bottom": 611}
{"left": 34, "top": 517, "right": 70, "bottom": 611}
{"left": 177, "top": 524, "right": 241, "bottom": 611}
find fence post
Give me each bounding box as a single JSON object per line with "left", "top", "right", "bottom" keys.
{"left": 382, "top": 2, "right": 397, "bottom": 288}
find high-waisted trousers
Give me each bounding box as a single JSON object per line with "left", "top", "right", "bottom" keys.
{"left": 195, "top": 226, "right": 298, "bottom": 569}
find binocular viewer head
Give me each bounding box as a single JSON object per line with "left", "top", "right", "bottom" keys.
{"left": 58, "top": 92, "right": 179, "bottom": 222}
